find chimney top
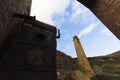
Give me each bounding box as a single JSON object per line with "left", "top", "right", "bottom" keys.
{"left": 73, "top": 36, "right": 79, "bottom": 40}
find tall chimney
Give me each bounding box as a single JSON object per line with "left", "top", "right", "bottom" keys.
{"left": 73, "top": 36, "right": 94, "bottom": 75}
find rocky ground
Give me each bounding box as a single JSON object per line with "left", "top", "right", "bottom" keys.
{"left": 57, "top": 50, "right": 120, "bottom": 80}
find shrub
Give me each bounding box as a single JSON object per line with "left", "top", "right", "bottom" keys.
{"left": 79, "top": 65, "right": 87, "bottom": 74}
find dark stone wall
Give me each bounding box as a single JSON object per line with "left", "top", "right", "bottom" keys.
{"left": 92, "top": 0, "right": 120, "bottom": 39}
{"left": 0, "top": 21, "right": 57, "bottom": 80}
{"left": 0, "top": 0, "right": 32, "bottom": 55}
{"left": 77, "top": 0, "right": 120, "bottom": 39}
{"left": 77, "top": 0, "right": 98, "bottom": 9}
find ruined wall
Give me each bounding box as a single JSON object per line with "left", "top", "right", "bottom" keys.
{"left": 0, "top": 0, "right": 32, "bottom": 54}
{"left": 92, "top": 0, "right": 120, "bottom": 39}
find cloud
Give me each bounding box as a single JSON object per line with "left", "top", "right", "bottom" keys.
{"left": 31, "top": 0, "right": 70, "bottom": 25}
{"left": 70, "top": 0, "right": 90, "bottom": 23}
{"left": 51, "top": 11, "right": 70, "bottom": 28}
{"left": 78, "top": 23, "right": 99, "bottom": 38}
{"left": 70, "top": 7, "right": 82, "bottom": 23}
{"left": 100, "top": 28, "right": 113, "bottom": 37}
{"left": 70, "top": 1, "right": 83, "bottom": 22}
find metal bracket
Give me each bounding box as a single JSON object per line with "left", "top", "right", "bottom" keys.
{"left": 56, "top": 29, "right": 60, "bottom": 39}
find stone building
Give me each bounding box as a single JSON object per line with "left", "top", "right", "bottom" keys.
{"left": 77, "top": 0, "right": 120, "bottom": 39}
{"left": 0, "top": 4, "right": 57, "bottom": 80}
{"left": 0, "top": 0, "right": 32, "bottom": 55}
{"left": 0, "top": 0, "right": 58, "bottom": 80}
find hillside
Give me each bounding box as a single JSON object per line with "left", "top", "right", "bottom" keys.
{"left": 57, "top": 50, "right": 120, "bottom": 80}
{"left": 57, "top": 51, "right": 79, "bottom": 80}
{"left": 106, "top": 51, "right": 120, "bottom": 57}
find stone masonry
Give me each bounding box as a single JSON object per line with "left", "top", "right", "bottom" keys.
{"left": 91, "top": 0, "right": 120, "bottom": 39}
{"left": 0, "top": 0, "right": 32, "bottom": 55}
{"left": 77, "top": 0, "right": 120, "bottom": 39}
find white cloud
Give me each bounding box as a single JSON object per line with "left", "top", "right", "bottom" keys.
{"left": 31, "top": 0, "right": 70, "bottom": 25}
{"left": 70, "top": 0, "right": 89, "bottom": 23}
{"left": 51, "top": 11, "right": 70, "bottom": 28}
{"left": 100, "top": 28, "right": 113, "bottom": 37}
{"left": 70, "top": 1, "right": 83, "bottom": 22}
{"left": 72, "top": 0, "right": 80, "bottom": 10}
{"left": 70, "top": 8, "right": 82, "bottom": 22}
{"left": 78, "top": 23, "right": 99, "bottom": 38}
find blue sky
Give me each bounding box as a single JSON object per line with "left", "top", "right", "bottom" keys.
{"left": 31, "top": 0, "right": 120, "bottom": 57}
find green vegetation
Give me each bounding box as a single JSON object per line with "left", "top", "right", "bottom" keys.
{"left": 79, "top": 65, "right": 87, "bottom": 74}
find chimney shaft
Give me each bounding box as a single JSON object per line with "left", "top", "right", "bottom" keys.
{"left": 73, "top": 36, "right": 94, "bottom": 75}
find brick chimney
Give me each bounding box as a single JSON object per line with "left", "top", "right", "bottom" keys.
{"left": 73, "top": 36, "right": 94, "bottom": 75}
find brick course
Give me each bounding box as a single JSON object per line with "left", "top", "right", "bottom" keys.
{"left": 92, "top": 0, "right": 120, "bottom": 39}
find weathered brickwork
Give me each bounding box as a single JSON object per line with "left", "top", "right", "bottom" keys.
{"left": 0, "top": 0, "right": 32, "bottom": 54}
{"left": 77, "top": 0, "right": 120, "bottom": 39}
{"left": 73, "top": 36, "right": 94, "bottom": 80}
{"left": 92, "top": 0, "right": 120, "bottom": 39}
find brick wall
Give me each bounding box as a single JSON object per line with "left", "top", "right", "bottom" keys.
{"left": 92, "top": 0, "right": 120, "bottom": 39}
{"left": 0, "top": 0, "right": 32, "bottom": 55}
